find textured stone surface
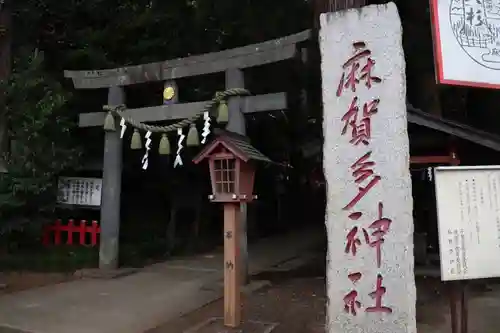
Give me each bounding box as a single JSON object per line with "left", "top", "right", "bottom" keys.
{"left": 320, "top": 3, "right": 416, "bottom": 333}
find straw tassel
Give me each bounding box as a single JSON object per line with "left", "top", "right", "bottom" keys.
{"left": 159, "top": 134, "right": 171, "bottom": 155}
{"left": 186, "top": 124, "right": 200, "bottom": 147}
{"left": 216, "top": 100, "right": 229, "bottom": 124}
{"left": 104, "top": 112, "right": 116, "bottom": 131}
{"left": 131, "top": 129, "right": 142, "bottom": 150}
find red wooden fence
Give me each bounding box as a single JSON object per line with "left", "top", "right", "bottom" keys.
{"left": 42, "top": 219, "right": 101, "bottom": 247}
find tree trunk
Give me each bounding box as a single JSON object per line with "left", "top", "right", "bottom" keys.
{"left": 0, "top": 3, "right": 11, "bottom": 173}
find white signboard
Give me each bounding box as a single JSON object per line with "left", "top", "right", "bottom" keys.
{"left": 57, "top": 177, "right": 102, "bottom": 207}
{"left": 435, "top": 166, "right": 500, "bottom": 281}
{"left": 320, "top": 3, "right": 416, "bottom": 333}
{"left": 430, "top": 0, "right": 500, "bottom": 88}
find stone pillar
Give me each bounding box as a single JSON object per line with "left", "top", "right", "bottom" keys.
{"left": 320, "top": 3, "right": 416, "bottom": 333}
{"left": 99, "top": 86, "right": 124, "bottom": 270}
{"left": 312, "top": 0, "right": 366, "bottom": 29}
{"left": 225, "top": 68, "right": 249, "bottom": 285}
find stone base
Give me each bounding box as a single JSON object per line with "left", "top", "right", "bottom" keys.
{"left": 183, "top": 317, "right": 278, "bottom": 333}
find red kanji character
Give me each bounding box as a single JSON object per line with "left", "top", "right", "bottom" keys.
{"left": 360, "top": 58, "right": 381, "bottom": 89}
{"left": 363, "top": 98, "right": 379, "bottom": 118}
{"left": 348, "top": 272, "right": 362, "bottom": 283}
{"left": 343, "top": 152, "right": 381, "bottom": 211}
{"left": 348, "top": 211, "right": 362, "bottom": 220}
{"left": 363, "top": 202, "right": 392, "bottom": 268}
{"left": 341, "top": 97, "right": 380, "bottom": 146}
{"left": 344, "top": 291, "right": 361, "bottom": 315}
{"left": 366, "top": 274, "right": 392, "bottom": 314}
{"left": 345, "top": 227, "right": 362, "bottom": 256}
{"left": 336, "top": 42, "right": 381, "bottom": 97}
{"left": 341, "top": 97, "right": 359, "bottom": 135}
{"left": 353, "top": 98, "right": 379, "bottom": 146}
{"left": 344, "top": 272, "right": 362, "bottom": 315}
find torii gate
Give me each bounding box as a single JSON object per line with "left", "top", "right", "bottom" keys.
{"left": 63, "top": 30, "right": 311, "bottom": 273}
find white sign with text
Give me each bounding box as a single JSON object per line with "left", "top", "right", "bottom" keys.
{"left": 57, "top": 177, "right": 103, "bottom": 207}
{"left": 435, "top": 165, "right": 500, "bottom": 281}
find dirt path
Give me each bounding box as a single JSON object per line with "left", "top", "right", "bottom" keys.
{"left": 147, "top": 258, "right": 327, "bottom": 333}
{"left": 146, "top": 255, "right": 456, "bottom": 333}
{"left": 0, "top": 272, "right": 75, "bottom": 294}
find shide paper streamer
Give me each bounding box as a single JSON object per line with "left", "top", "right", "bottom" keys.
{"left": 202, "top": 111, "right": 211, "bottom": 144}
{"left": 174, "top": 127, "right": 185, "bottom": 168}
{"left": 120, "top": 118, "right": 127, "bottom": 139}
{"left": 141, "top": 131, "right": 152, "bottom": 170}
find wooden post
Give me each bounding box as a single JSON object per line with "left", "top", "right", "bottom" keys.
{"left": 0, "top": 3, "right": 11, "bottom": 173}
{"left": 448, "top": 281, "right": 468, "bottom": 333}
{"left": 54, "top": 220, "right": 62, "bottom": 245}
{"left": 239, "top": 203, "right": 248, "bottom": 285}
{"left": 99, "top": 86, "right": 124, "bottom": 270}
{"left": 223, "top": 203, "right": 241, "bottom": 327}
{"left": 67, "top": 220, "right": 74, "bottom": 245}
{"left": 80, "top": 220, "right": 86, "bottom": 245}
{"left": 448, "top": 146, "right": 468, "bottom": 333}
{"left": 225, "top": 68, "right": 249, "bottom": 285}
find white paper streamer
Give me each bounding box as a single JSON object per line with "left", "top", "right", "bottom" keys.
{"left": 141, "top": 131, "right": 152, "bottom": 170}
{"left": 427, "top": 167, "right": 433, "bottom": 182}
{"left": 174, "top": 128, "right": 184, "bottom": 168}
{"left": 120, "top": 118, "right": 127, "bottom": 139}
{"left": 201, "top": 111, "right": 211, "bottom": 144}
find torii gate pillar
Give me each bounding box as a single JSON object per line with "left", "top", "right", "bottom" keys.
{"left": 225, "top": 68, "right": 250, "bottom": 285}
{"left": 99, "top": 86, "right": 124, "bottom": 270}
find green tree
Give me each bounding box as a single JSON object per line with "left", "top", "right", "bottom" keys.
{"left": 12, "top": 0, "right": 309, "bottom": 71}
{"left": 0, "top": 50, "right": 81, "bottom": 232}
{"left": 1, "top": 0, "right": 309, "bottom": 233}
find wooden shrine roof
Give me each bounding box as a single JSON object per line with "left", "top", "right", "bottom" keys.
{"left": 407, "top": 103, "right": 500, "bottom": 152}
{"left": 299, "top": 104, "right": 500, "bottom": 158}
{"left": 193, "top": 129, "right": 271, "bottom": 164}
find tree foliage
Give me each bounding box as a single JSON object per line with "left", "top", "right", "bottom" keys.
{"left": 0, "top": 0, "right": 310, "bottom": 231}
{"left": 0, "top": 50, "right": 81, "bottom": 231}
{"left": 12, "top": 0, "right": 309, "bottom": 72}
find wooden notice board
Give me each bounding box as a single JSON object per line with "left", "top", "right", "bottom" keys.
{"left": 434, "top": 165, "right": 500, "bottom": 281}
{"left": 57, "top": 177, "right": 103, "bottom": 207}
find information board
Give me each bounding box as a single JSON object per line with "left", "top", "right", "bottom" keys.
{"left": 435, "top": 166, "right": 500, "bottom": 281}
{"left": 57, "top": 177, "right": 102, "bottom": 207}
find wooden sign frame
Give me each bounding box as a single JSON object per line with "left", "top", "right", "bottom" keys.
{"left": 430, "top": 0, "right": 500, "bottom": 89}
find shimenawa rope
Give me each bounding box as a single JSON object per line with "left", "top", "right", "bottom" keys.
{"left": 103, "top": 88, "right": 250, "bottom": 133}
